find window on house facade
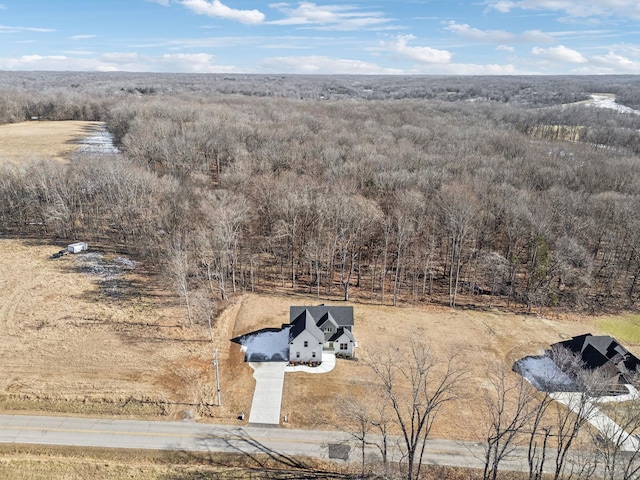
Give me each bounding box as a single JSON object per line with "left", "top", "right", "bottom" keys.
{"left": 304, "top": 341, "right": 308, "bottom": 347}
{"left": 340, "top": 343, "right": 348, "bottom": 350}
{"left": 296, "top": 352, "right": 300, "bottom": 358}
{"left": 312, "top": 351, "right": 316, "bottom": 358}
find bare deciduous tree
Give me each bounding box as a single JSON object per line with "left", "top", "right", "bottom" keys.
{"left": 590, "top": 398, "right": 640, "bottom": 480}
{"left": 165, "top": 235, "right": 193, "bottom": 327}
{"left": 335, "top": 393, "right": 392, "bottom": 478}
{"left": 482, "top": 364, "right": 542, "bottom": 480}
{"left": 364, "top": 341, "right": 464, "bottom": 480}
{"left": 440, "top": 182, "right": 476, "bottom": 308}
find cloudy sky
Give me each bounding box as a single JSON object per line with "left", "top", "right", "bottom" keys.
{"left": 0, "top": 0, "right": 638, "bottom": 74}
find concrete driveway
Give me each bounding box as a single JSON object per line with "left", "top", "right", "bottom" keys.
{"left": 248, "top": 353, "right": 337, "bottom": 426}
{"left": 247, "top": 362, "right": 287, "bottom": 425}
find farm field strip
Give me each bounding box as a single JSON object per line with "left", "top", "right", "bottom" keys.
{"left": 0, "top": 120, "right": 111, "bottom": 165}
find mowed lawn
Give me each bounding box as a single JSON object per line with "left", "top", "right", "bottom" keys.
{"left": 597, "top": 314, "right": 640, "bottom": 344}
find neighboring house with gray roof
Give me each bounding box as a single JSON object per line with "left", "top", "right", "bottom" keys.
{"left": 552, "top": 333, "right": 640, "bottom": 385}
{"left": 288, "top": 305, "right": 357, "bottom": 363}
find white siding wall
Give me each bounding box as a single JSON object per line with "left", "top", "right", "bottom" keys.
{"left": 331, "top": 332, "right": 354, "bottom": 356}
{"left": 289, "top": 330, "right": 322, "bottom": 363}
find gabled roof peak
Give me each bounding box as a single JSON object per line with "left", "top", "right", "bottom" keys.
{"left": 289, "top": 305, "right": 354, "bottom": 327}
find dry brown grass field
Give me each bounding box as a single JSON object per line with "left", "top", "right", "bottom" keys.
{"left": 0, "top": 239, "right": 256, "bottom": 423}
{"left": 2, "top": 238, "right": 637, "bottom": 442}
{"left": 0, "top": 120, "right": 101, "bottom": 164}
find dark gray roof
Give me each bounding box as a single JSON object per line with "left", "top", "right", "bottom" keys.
{"left": 289, "top": 305, "right": 354, "bottom": 327}
{"left": 289, "top": 308, "right": 324, "bottom": 343}
{"left": 329, "top": 327, "right": 356, "bottom": 343}
{"left": 585, "top": 335, "right": 618, "bottom": 357}
{"left": 316, "top": 311, "right": 338, "bottom": 330}
{"left": 554, "top": 333, "right": 639, "bottom": 374}
{"left": 558, "top": 334, "right": 629, "bottom": 359}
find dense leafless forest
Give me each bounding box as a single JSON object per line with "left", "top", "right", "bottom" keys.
{"left": 2, "top": 72, "right": 640, "bottom": 314}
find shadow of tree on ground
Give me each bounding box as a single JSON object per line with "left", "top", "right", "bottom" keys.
{"left": 160, "top": 428, "right": 362, "bottom": 480}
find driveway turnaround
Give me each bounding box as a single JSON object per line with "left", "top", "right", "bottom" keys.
{"left": 248, "top": 362, "right": 287, "bottom": 425}
{"left": 285, "top": 352, "right": 336, "bottom": 374}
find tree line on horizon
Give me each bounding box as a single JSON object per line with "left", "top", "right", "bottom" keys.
{"left": 1, "top": 74, "right": 640, "bottom": 317}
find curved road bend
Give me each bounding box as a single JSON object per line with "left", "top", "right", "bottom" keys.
{"left": 0, "top": 413, "right": 531, "bottom": 472}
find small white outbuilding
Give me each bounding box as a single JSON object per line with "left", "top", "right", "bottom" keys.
{"left": 67, "top": 242, "right": 88, "bottom": 254}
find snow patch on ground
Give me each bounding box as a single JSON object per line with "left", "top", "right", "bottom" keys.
{"left": 75, "top": 252, "right": 137, "bottom": 297}
{"left": 513, "top": 355, "right": 577, "bottom": 392}
{"left": 77, "top": 128, "right": 120, "bottom": 155}
{"left": 239, "top": 328, "right": 290, "bottom": 362}
{"left": 588, "top": 94, "right": 640, "bottom": 115}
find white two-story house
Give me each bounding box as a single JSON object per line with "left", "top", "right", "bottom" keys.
{"left": 288, "top": 305, "right": 356, "bottom": 363}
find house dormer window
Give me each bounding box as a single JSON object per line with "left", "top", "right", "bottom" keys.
{"left": 304, "top": 341, "right": 308, "bottom": 347}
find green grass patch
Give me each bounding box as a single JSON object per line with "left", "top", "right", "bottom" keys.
{"left": 596, "top": 314, "right": 640, "bottom": 345}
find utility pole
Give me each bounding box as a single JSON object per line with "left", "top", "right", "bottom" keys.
{"left": 213, "top": 347, "right": 221, "bottom": 406}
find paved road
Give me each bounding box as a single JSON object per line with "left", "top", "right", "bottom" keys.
{"left": 0, "top": 413, "right": 496, "bottom": 470}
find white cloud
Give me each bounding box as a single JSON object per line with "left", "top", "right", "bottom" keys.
{"left": 386, "top": 34, "right": 452, "bottom": 64}
{"left": 181, "top": 0, "right": 265, "bottom": 25}
{"left": 445, "top": 21, "right": 554, "bottom": 43}
{"left": 486, "top": 0, "right": 640, "bottom": 20}
{"left": 0, "top": 50, "right": 536, "bottom": 75}
{"left": 132, "top": 36, "right": 262, "bottom": 49}
{"left": 0, "top": 54, "right": 70, "bottom": 70}
{"left": 591, "top": 51, "right": 640, "bottom": 73}
{"left": 159, "top": 53, "right": 239, "bottom": 72}
{"left": 269, "top": 2, "right": 390, "bottom": 30}
{"left": 258, "top": 55, "right": 402, "bottom": 74}
{"left": 69, "top": 35, "right": 96, "bottom": 40}
{"left": 409, "top": 62, "right": 528, "bottom": 75}
{"left": 610, "top": 43, "right": 640, "bottom": 58}
{"left": 0, "top": 51, "right": 242, "bottom": 73}
{"left": 489, "top": 1, "right": 516, "bottom": 13}
{"left": 0, "top": 25, "right": 55, "bottom": 33}
{"left": 146, "top": 0, "right": 170, "bottom": 5}
{"left": 531, "top": 45, "right": 587, "bottom": 63}
{"left": 63, "top": 50, "right": 95, "bottom": 55}
{"left": 497, "top": 44, "right": 515, "bottom": 52}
